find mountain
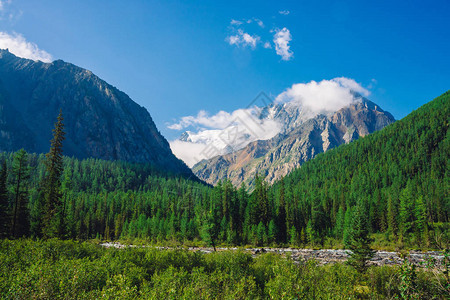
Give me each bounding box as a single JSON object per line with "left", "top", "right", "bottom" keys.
{"left": 193, "top": 98, "right": 395, "bottom": 187}
{"left": 0, "top": 49, "right": 192, "bottom": 176}
{"left": 266, "top": 91, "right": 449, "bottom": 244}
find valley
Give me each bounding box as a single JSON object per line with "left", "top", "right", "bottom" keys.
{"left": 0, "top": 2, "right": 448, "bottom": 296}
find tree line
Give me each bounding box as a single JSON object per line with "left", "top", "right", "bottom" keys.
{"left": 0, "top": 92, "right": 448, "bottom": 249}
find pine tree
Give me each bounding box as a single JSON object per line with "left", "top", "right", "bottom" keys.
{"left": 276, "top": 179, "right": 287, "bottom": 243}
{"left": 414, "top": 196, "right": 428, "bottom": 245}
{"left": 268, "top": 219, "right": 277, "bottom": 244}
{"left": 387, "top": 195, "right": 398, "bottom": 241}
{"left": 11, "top": 149, "right": 30, "bottom": 238}
{"left": 334, "top": 206, "right": 345, "bottom": 239}
{"left": 254, "top": 173, "right": 270, "bottom": 225}
{"left": 399, "top": 183, "right": 414, "bottom": 243}
{"left": 0, "top": 160, "right": 10, "bottom": 238}
{"left": 347, "top": 201, "right": 374, "bottom": 273}
{"left": 42, "top": 110, "right": 66, "bottom": 238}
{"left": 256, "top": 221, "right": 267, "bottom": 246}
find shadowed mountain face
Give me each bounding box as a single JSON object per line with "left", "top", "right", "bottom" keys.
{"left": 0, "top": 49, "right": 192, "bottom": 176}
{"left": 193, "top": 99, "right": 395, "bottom": 188}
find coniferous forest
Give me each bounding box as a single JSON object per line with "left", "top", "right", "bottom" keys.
{"left": 0, "top": 92, "right": 448, "bottom": 249}
{"left": 0, "top": 92, "right": 448, "bottom": 299}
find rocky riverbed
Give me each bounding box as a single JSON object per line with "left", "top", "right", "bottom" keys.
{"left": 100, "top": 242, "right": 446, "bottom": 267}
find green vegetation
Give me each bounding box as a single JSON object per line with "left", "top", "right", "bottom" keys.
{"left": 0, "top": 92, "right": 448, "bottom": 250}
{"left": 0, "top": 239, "right": 448, "bottom": 299}
{"left": 268, "top": 91, "right": 449, "bottom": 249}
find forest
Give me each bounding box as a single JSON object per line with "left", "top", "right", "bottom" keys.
{"left": 0, "top": 92, "right": 448, "bottom": 250}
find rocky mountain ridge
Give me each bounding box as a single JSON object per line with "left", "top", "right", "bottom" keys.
{"left": 0, "top": 49, "right": 192, "bottom": 176}
{"left": 193, "top": 99, "right": 395, "bottom": 187}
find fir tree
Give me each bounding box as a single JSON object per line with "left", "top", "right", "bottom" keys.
{"left": 347, "top": 202, "right": 374, "bottom": 273}
{"left": 42, "top": 110, "right": 66, "bottom": 238}
{"left": 387, "top": 195, "right": 398, "bottom": 241}
{"left": 0, "top": 160, "right": 9, "bottom": 238}
{"left": 399, "top": 183, "right": 414, "bottom": 243}
{"left": 414, "top": 196, "right": 428, "bottom": 245}
{"left": 11, "top": 149, "right": 30, "bottom": 238}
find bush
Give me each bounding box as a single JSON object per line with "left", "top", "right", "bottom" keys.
{"left": 0, "top": 239, "right": 447, "bottom": 299}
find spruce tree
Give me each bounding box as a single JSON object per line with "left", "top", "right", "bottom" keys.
{"left": 347, "top": 201, "right": 375, "bottom": 273}
{"left": 11, "top": 149, "right": 30, "bottom": 238}
{"left": 276, "top": 179, "right": 287, "bottom": 243}
{"left": 0, "top": 160, "right": 10, "bottom": 238}
{"left": 42, "top": 110, "right": 66, "bottom": 238}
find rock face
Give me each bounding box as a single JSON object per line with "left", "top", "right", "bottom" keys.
{"left": 0, "top": 49, "right": 192, "bottom": 175}
{"left": 193, "top": 99, "right": 395, "bottom": 187}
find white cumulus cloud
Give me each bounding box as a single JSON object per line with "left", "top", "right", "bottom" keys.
{"left": 275, "top": 78, "right": 369, "bottom": 114}
{"left": 169, "top": 77, "right": 369, "bottom": 167}
{"left": 0, "top": 32, "right": 53, "bottom": 62}
{"left": 273, "top": 28, "right": 293, "bottom": 61}
{"left": 169, "top": 107, "right": 282, "bottom": 167}
{"left": 279, "top": 10, "right": 290, "bottom": 15}
{"left": 230, "top": 19, "right": 243, "bottom": 26}
{"left": 170, "top": 140, "right": 212, "bottom": 167}
{"left": 333, "top": 77, "right": 370, "bottom": 97}
{"left": 226, "top": 29, "right": 260, "bottom": 49}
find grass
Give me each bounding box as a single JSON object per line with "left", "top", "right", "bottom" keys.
{"left": 0, "top": 239, "right": 448, "bottom": 299}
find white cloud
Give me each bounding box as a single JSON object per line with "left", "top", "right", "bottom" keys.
{"left": 273, "top": 28, "right": 293, "bottom": 61}
{"left": 226, "top": 18, "right": 295, "bottom": 61}
{"left": 169, "top": 77, "right": 370, "bottom": 167}
{"left": 333, "top": 77, "right": 370, "bottom": 97}
{"left": 230, "top": 19, "right": 242, "bottom": 26}
{"left": 170, "top": 140, "right": 212, "bottom": 167}
{"left": 0, "top": 0, "right": 11, "bottom": 12}
{"left": 0, "top": 32, "right": 53, "bottom": 62}
{"left": 169, "top": 107, "right": 282, "bottom": 166}
{"left": 241, "top": 31, "right": 259, "bottom": 48}
{"left": 226, "top": 29, "right": 260, "bottom": 49}
{"left": 279, "top": 10, "right": 290, "bottom": 15}
{"left": 253, "top": 18, "right": 264, "bottom": 28}
{"left": 275, "top": 78, "right": 369, "bottom": 114}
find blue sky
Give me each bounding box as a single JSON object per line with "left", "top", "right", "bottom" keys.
{"left": 0, "top": 0, "right": 449, "bottom": 141}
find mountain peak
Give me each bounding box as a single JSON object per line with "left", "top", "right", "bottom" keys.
{"left": 0, "top": 52, "right": 193, "bottom": 176}
{"left": 193, "top": 99, "right": 395, "bottom": 188}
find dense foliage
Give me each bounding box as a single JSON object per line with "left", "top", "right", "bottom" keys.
{"left": 0, "top": 92, "right": 448, "bottom": 249}
{"left": 0, "top": 239, "right": 448, "bottom": 299}
{"left": 267, "top": 91, "right": 449, "bottom": 248}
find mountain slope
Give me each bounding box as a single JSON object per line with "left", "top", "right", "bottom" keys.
{"left": 193, "top": 99, "right": 395, "bottom": 187}
{"left": 266, "top": 91, "right": 449, "bottom": 243}
{"left": 0, "top": 49, "right": 192, "bottom": 175}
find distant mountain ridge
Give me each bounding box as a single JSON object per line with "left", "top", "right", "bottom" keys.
{"left": 0, "top": 49, "right": 192, "bottom": 176}
{"left": 193, "top": 98, "right": 395, "bottom": 187}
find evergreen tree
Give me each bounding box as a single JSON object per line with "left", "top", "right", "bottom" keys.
{"left": 267, "top": 219, "right": 277, "bottom": 244}
{"left": 414, "top": 196, "right": 428, "bottom": 245}
{"left": 256, "top": 221, "right": 267, "bottom": 246}
{"left": 0, "top": 160, "right": 9, "bottom": 238}
{"left": 276, "top": 179, "right": 287, "bottom": 243}
{"left": 399, "top": 183, "right": 414, "bottom": 243}
{"left": 254, "top": 174, "right": 270, "bottom": 225}
{"left": 200, "top": 204, "right": 220, "bottom": 251}
{"left": 347, "top": 202, "right": 374, "bottom": 273}
{"left": 42, "top": 110, "right": 66, "bottom": 238}
{"left": 343, "top": 207, "right": 353, "bottom": 246}
{"left": 387, "top": 195, "right": 398, "bottom": 241}
{"left": 11, "top": 149, "right": 30, "bottom": 238}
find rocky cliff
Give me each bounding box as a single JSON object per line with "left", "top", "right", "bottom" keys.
{"left": 193, "top": 99, "right": 395, "bottom": 187}
{"left": 0, "top": 49, "right": 192, "bottom": 176}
